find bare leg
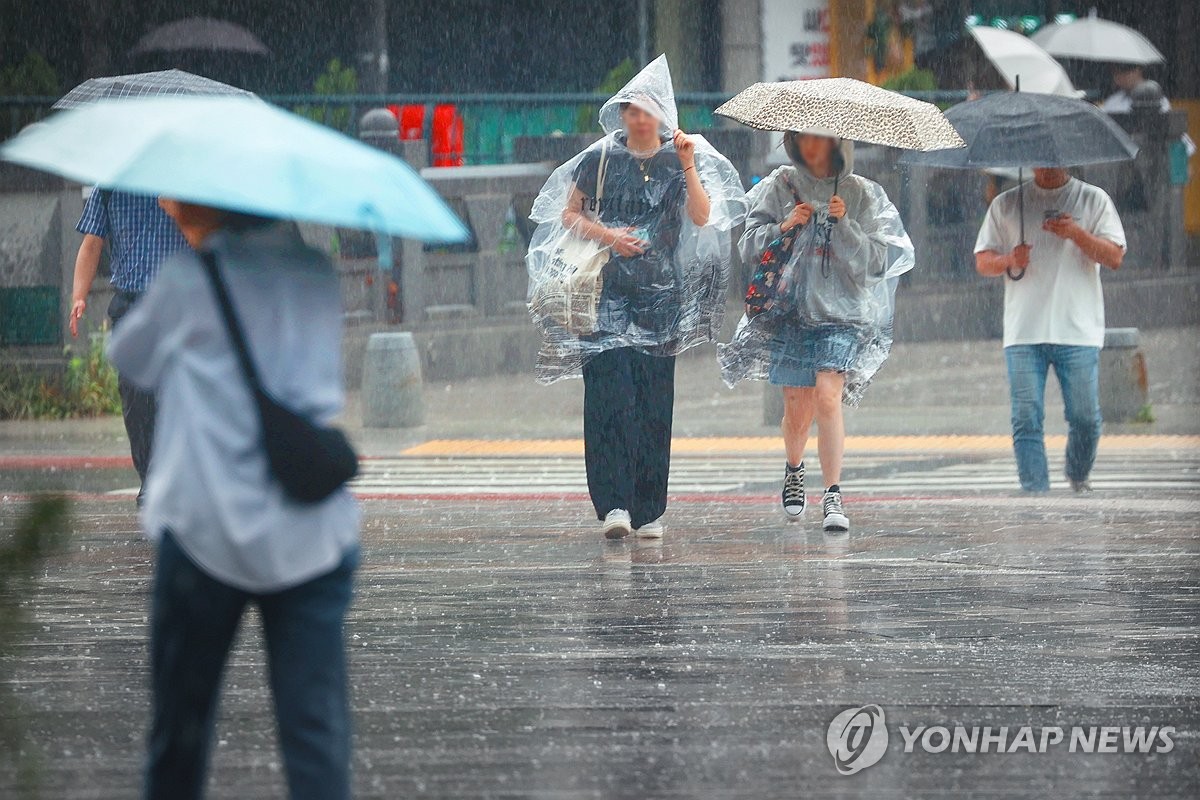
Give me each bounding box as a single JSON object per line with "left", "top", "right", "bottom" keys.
{"left": 781, "top": 387, "right": 816, "bottom": 467}
{"left": 813, "top": 371, "right": 845, "bottom": 487}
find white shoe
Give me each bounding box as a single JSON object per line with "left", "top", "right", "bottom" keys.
{"left": 635, "top": 519, "right": 664, "bottom": 539}
{"left": 602, "top": 509, "right": 632, "bottom": 539}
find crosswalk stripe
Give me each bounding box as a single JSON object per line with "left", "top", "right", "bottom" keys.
{"left": 350, "top": 452, "right": 1200, "bottom": 496}
{"left": 103, "top": 447, "right": 1200, "bottom": 498}
{"left": 400, "top": 435, "right": 1200, "bottom": 457}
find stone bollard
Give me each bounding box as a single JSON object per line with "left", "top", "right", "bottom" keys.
{"left": 763, "top": 385, "right": 784, "bottom": 427}
{"left": 362, "top": 332, "right": 425, "bottom": 427}
{"left": 1099, "top": 327, "right": 1149, "bottom": 422}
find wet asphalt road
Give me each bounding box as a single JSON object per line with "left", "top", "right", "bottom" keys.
{"left": 2, "top": 465, "right": 1198, "bottom": 799}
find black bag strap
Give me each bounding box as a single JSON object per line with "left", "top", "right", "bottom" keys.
{"left": 198, "top": 250, "right": 265, "bottom": 397}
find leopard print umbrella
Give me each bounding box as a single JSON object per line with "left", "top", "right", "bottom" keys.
{"left": 715, "top": 78, "right": 965, "bottom": 152}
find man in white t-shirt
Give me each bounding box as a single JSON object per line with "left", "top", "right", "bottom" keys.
{"left": 974, "top": 168, "right": 1126, "bottom": 493}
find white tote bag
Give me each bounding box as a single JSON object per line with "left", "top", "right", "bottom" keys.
{"left": 538, "top": 142, "right": 611, "bottom": 335}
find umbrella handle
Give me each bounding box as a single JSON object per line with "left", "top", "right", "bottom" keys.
{"left": 1017, "top": 166, "right": 1025, "bottom": 243}
{"left": 829, "top": 172, "right": 840, "bottom": 225}
{"left": 820, "top": 172, "right": 838, "bottom": 277}
{"left": 1012, "top": 163, "right": 1025, "bottom": 279}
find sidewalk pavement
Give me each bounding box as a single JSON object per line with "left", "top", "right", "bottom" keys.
{"left": 2, "top": 327, "right": 1196, "bottom": 459}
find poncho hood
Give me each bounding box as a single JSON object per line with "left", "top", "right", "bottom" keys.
{"left": 598, "top": 54, "right": 679, "bottom": 137}
{"left": 782, "top": 135, "right": 856, "bottom": 182}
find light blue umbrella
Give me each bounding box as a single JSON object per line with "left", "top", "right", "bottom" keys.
{"left": 0, "top": 95, "right": 468, "bottom": 244}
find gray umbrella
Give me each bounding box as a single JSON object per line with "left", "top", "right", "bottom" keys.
{"left": 902, "top": 88, "right": 1137, "bottom": 279}
{"left": 902, "top": 90, "right": 1137, "bottom": 170}
{"left": 130, "top": 17, "right": 270, "bottom": 56}
{"left": 54, "top": 69, "right": 255, "bottom": 109}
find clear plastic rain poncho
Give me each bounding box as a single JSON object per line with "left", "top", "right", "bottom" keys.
{"left": 526, "top": 55, "right": 748, "bottom": 383}
{"left": 718, "top": 138, "right": 915, "bottom": 407}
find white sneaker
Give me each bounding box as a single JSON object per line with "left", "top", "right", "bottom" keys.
{"left": 635, "top": 519, "right": 664, "bottom": 539}
{"left": 602, "top": 509, "right": 632, "bottom": 539}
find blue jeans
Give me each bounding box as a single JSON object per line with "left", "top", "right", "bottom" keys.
{"left": 145, "top": 531, "right": 357, "bottom": 800}
{"left": 1005, "top": 344, "right": 1103, "bottom": 492}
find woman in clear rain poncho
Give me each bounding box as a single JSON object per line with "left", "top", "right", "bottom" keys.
{"left": 719, "top": 134, "right": 914, "bottom": 533}
{"left": 526, "top": 55, "right": 746, "bottom": 540}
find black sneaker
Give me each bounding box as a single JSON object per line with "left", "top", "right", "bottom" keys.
{"left": 821, "top": 485, "right": 849, "bottom": 533}
{"left": 1069, "top": 478, "right": 1093, "bottom": 494}
{"left": 782, "top": 461, "right": 806, "bottom": 518}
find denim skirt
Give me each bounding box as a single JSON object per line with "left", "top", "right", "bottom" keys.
{"left": 767, "top": 321, "right": 861, "bottom": 387}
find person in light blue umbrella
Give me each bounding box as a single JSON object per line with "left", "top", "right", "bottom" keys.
{"left": 975, "top": 167, "right": 1126, "bottom": 494}
{"left": 108, "top": 200, "right": 359, "bottom": 800}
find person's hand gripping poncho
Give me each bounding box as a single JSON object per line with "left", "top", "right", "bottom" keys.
{"left": 526, "top": 55, "right": 748, "bottom": 383}
{"left": 718, "top": 139, "right": 915, "bottom": 407}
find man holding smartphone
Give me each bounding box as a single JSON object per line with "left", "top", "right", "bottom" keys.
{"left": 974, "top": 168, "right": 1126, "bottom": 493}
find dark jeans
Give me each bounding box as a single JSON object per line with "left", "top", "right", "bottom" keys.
{"left": 1005, "top": 344, "right": 1103, "bottom": 492}
{"left": 108, "top": 292, "right": 156, "bottom": 493}
{"left": 582, "top": 347, "right": 676, "bottom": 528}
{"left": 145, "top": 531, "right": 357, "bottom": 800}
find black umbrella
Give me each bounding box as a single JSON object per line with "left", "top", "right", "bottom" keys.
{"left": 902, "top": 87, "right": 1138, "bottom": 279}
{"left": 130, "top": 17, "right": 270, "bottom": 56}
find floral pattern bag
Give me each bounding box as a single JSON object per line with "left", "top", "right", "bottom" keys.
{"left": 744, "top": 184, "right": 802, "bottom": 318}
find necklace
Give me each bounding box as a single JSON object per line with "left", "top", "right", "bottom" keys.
{"left": 636, "top": 157, "right": 651, "bottom": 183}
{"left": 626, "top": 138, "right": 660, "bottom": 183}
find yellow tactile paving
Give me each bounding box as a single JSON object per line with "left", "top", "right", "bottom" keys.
{"left": 399, "top": 435, "right": 1200, "bottom": 458}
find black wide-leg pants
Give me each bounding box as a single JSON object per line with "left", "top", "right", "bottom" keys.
{"left": 582, "top": 347, "right": 676, "bottom": 529}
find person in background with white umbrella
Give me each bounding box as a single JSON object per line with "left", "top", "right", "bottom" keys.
{"left": 1032, "top": 9, "right": 1166, "bottom": 110}
{"left": 1100, "top": 64, "right": 1169, "bottom": 114}
{"left": 1030, "top": 11, "right": 1193, "bottom": 155}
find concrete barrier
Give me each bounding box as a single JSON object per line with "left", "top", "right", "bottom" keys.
{"left": 362, "top": 332, "right": 425, "bottom": 428}
{"left": 1100, "top": 327, "right": 1149, "bottom": 423}
{"left": 763, "top": 385, "right": 784, "bottom": 427}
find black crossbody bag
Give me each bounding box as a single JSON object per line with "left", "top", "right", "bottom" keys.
{"left": 199, "top": 251, "right": 358, "bottom": 504}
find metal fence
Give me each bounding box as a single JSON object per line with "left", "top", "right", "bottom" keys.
{"left": 0, "top": 90, "right": 974, "bottom": 166}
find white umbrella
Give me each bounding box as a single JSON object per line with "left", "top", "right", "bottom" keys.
{"left": 1032, "top": 13, "right": 1164, "bottom": 65}
{"left": 714, "top": 78, "right": 964, "bottom": 151}
{"left": 54, "top": 69, "right": 255, "bottom": 109}
{"left": 968, "top": 26, "right": 1080, "bottom": 98}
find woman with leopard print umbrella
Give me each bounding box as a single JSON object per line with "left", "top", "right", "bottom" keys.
{"left": 715, "top": 78, "right": 962, "bottom": 533}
